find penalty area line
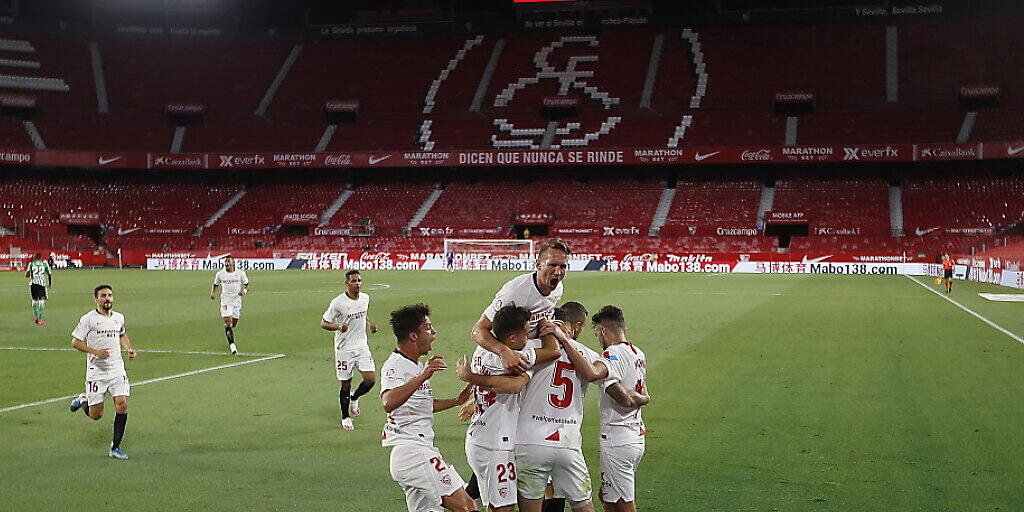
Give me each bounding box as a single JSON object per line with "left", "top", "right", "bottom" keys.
{"left": 904, "top": 274, "right": 1024, "bottom": 346}
{"left": 0, "top": 353, "right": 286, "bottom": 414}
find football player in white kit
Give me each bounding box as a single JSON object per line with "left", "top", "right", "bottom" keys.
{"left": 210, "top": 256, "right": 249, "bottom": 355}
{"left": 455, "top": 305, "right": 562, "bottom": 512}
{"left": 380, "top": 303, "right": 478, "bottom": 512}
{"left": 68, "top": 284, "right": 138, "bottom": 460}
{"left": 321, "top": 270, "right": 379, "bottom": 430}
{"left": 556, "top": 306, "right": 650, "bottom": 512}
{"left": 514, "top": 301, "right": 604, "bottom": 512}
{"left": 471, "top": 238, "right": 570, "bottom": 374}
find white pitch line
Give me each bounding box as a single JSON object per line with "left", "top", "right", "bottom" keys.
{"left": 0, "top": 346, "right": 279, "bottom": 357}
{"left": 0, "top": 353, "right": 285, "bottom": 414}
{"left": 905, "top": 275, "right": 1024, "bottom": 345}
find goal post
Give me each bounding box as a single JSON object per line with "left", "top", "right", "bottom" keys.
{"left": 443, "top": 239, "right": 535, "bottom": 271}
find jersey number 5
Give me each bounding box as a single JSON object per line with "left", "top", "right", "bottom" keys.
{"left": 548, "top": 361, "right": 575, "bottom": 409}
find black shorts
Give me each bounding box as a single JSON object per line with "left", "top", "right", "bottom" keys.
{"left": 943, "top": 269, "right": 954, "bottom": 279}
{"left": 30, "top": 283, "right": 47, "bottom": 300}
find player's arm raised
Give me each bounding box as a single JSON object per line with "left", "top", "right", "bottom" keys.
{"left": 455, "top": 355, "right": 530, "bottom": 394}
{"left": 534, "top": 320, "right": 563, "bottom": 364}
{"left": 382, "top": 355, "right": 446, "bottom": 413}
{"left": 555, "top": 331, "right": 609, "bottom": 383}
{"left": 434, "top": 382, "right": 474, "bottom": 412}
{"left": 472, "top": 314, "right": 527, "bottom": 373}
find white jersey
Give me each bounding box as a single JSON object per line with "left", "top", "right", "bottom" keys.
{"left": 214, "top": 269, "right": 248, "bottom": 304}
{"left": 600, "top": 342, "right": 647, "bottom": 446}
{"left": 466, "top": 345, "right": 537, "bottom": 451}
{"left": 483, "top": 273, "right": 562, "bottom": 337}
{"left": 517, "top": 339, "right": 602, "bottom": 450}
{"left": 71, "top": 309, "right": 127, "bottom": 381}
{"left": 322, "top": 292, "right": 370, "bottom": 349}
{"left": 380, "top": 350, "right": 435, "bottom": 447}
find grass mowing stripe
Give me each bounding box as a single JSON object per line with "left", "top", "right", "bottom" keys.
{"left": 0, "top": 353, "right": 285, "bottom": 414}
{"left": 904, "top": 274, "right": 1024, "bottom": 345}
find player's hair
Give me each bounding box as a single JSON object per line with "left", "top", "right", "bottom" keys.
{"left": 345, "top": 270, "right": 361, "bottom": 281}
{"left": 560, "top": 301, "right": 588, "bottom": 324}
{"left": 94, "top": 284, "right": 113, "bottom": 297}
{"left": 390, "top": 303, "right": 430, "bottom": 341}
{"left": 553, "top": 307, "right": 568, "bottom": 322}
{"left": 492, "top": 305, "right": 530, "bottom": 343}
{"left": 34, "top": 253, "right": 41, "bottom": 259}
{"left": 591, "top": 305, "right": 626, "bottom": 330}
{"left": 223, "top": 255, "right": 233, "bottom": 261}
{"left": 538, "top": 238, "right": 572, "bottom": 258}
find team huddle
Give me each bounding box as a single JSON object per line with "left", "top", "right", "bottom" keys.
{"left": 60, "top": 239, "right": 651, "bottom": 510}
{"left": 378, "top": 239, "right": 651, "bottom": 512}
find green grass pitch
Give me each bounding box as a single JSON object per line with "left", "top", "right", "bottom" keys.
{"left": 2, "top": 269, "right": 1023, "bottom": 511}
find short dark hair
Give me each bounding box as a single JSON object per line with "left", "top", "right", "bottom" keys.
{"left": 560, "top": 301, "right": 588, "bottom": 324}
{"left": 591, "top": 305, "right": 625, "bottom": 330}
{"left": 34, "top": 253, "right": 42, "bottom": 259}
{"left": 538, "top": 238, "right": 572, "bottom": 258}
{"left": 492, "top": 305, "right": 530, "bottom": 342}
{"left": 94, "top": 284, "right": 113, "bottom": 297}
{"left": 553, "top": 307, "right": 568, "bottom": 323}
{"left": 345, "top": 270, "right": 361, "bottom": 281}
{"left": 390, "top": 303, "right": 430, "bottom": 341}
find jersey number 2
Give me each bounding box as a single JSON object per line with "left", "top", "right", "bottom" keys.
{"left": 548, "top": 361, "right": 575, "bottom": 409}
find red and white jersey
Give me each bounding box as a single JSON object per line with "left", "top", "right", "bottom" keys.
{"left": 599, "top": 342, "right": 647, "bottom": 446}
{"left": 516, "top": 339, "right": 602, "bottom": 450}
{"left": 213, "top": 269, "right": 248, "bottom": 304}
{"left": 465, "top": 345, "right": 537, "bottom": 451}
{"left": 483, "top": 273, "right": 562, "bottom": 337}
{"left": 323, "top": 292, "right": 370, "bottom": 349}
{"left": 380, "top": 350, "right": 434, "bottom": 447}
{"left": 71, "top": 309, "right": 127, "bottom": 381}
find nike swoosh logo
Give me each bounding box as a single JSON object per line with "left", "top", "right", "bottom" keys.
{"left": 117, "top": 227, "right": 140, "bottom": 235}
{"left": 99, "top": 156, "right": 122, "bottom": 165}
{"left": 800, "top": 255, "right": 832, "bottom": 264}
{"left": 694, "top": 151, "right": 720, "bottom": 161}
{"left": 368, "top": 155, "right": 391, "bottom": 165}
{"left": 915, "top": 227, "right": 940, "bottom": 236}
{"left": 1008, "top": 146, "right": 1024, "bottom": 155}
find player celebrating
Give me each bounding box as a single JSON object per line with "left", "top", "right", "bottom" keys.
{"left": 513, "top": 301, "right": 604, "bottom": 512}
{"left": 25, "top": 253, "right": 52, "bottom": 325}
{"left": 68, "top": 285, "right": 137, "bottom": 460}
{"left": 556, "top": 306, "right": 650, "bottom": 512}
{"left": 941, "top": 253, "right": 954, "bottom": 293}
{"left": 321, "top": 270, "right": 379, "bottom": 430}
{"left": 210, "top": 256, "right": 249, "bottom": 355}
{"left": 456, "top": 306, "right": 562, "bottom": 512}
{"left": 380, "top": 303, "right": 478, "bottom": 512}
{"left": 472, "top": 238, "right": 570, "bottom": 373}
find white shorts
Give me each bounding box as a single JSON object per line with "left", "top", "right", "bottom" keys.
{"left": 335, "top": 343, "right": 375, "bottom": 380}
{"left": 514, "top": 444, "right": 592, "bottom": 503}
{"left": 389, "top": 444, "right": 466, "bottom": 512}
{"left": 466, "top": 441, "right": 517, "bottom": 509}
{"left": 599, "top": 443, "right": 645, "bottom": 504}
{"left": 85, "top": 374, "right": 130, "bottom": 406}
{"left": 220, "top": 301, "right": 242, "bottom": 319}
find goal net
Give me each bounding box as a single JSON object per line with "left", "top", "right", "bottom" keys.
{"left": 443, "top": 239, "right": 535, "bottom": 271}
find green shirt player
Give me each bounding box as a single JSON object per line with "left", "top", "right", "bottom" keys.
{"left": 25, "top": 253, "right": 52, "bottom": 325}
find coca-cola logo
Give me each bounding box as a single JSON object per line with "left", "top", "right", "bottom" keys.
{"left": 741, "top": 149, "right": 772, "bottom": 161}
{"left": 324, "top": 154, "right": 352, "bottom": 166}
{"left": 359, "top": 252, "right": 391, "bottom": 261}
{"left": 622, "top": 253, "right": 656, "bottom": 262}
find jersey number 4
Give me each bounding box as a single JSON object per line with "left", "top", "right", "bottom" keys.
{"left": 548, "top": 361, "right": 575, "bottom": 409}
